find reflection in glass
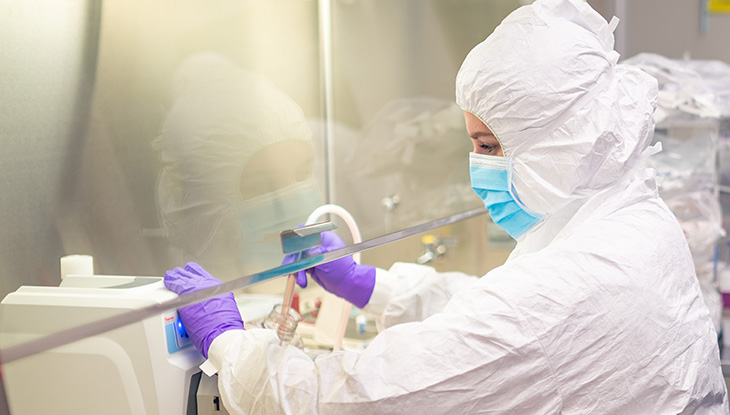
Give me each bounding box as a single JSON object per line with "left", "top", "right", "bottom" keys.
{"left": 338, "top": 98, "right": 478, "bottom": 238}
{"left": 153, "top": 53, "right": 323, "bottom": 281}
{"left": 328, "top": 0, "right": 524, "bottom": 241}
{"left": 0, "top": 0, "right": 526, "bottom": 411}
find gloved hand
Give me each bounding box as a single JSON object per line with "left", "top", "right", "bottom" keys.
{"left": 164, "top": 262, "right": 244, "bottom": 358}
{"left": 283, "top": 231, "right": 376, "bottom": 308}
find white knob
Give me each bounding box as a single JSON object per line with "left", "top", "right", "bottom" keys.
{"left": 60, "top": 255, "right": 94, "bottom": 280}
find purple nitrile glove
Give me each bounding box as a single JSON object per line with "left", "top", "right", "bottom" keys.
{"left": 282, "top": 230, "right": 376, "bottom": 309}
{"left": 164, "top": 262, "right": 244, "bottom": 359}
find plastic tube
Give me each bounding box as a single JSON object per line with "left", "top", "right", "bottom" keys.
{"left": 306, "top": 204, "right": 362, "bottom": 263}
{"left": 305, "top": 204, "right": 362, "bottom": 351}
{"left": 278, "top": 270, "right": 298, "bottom": 345}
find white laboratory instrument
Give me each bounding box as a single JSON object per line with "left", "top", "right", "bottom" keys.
{"left": 0, "top": 274, "right": 203, "bottom": 414}
{"left": 0, "top": 272, "right": 280, "bottom": 414}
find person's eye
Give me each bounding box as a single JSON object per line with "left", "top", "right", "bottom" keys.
{"left": 479, "top": 143, "right": 498, "bottom": 154}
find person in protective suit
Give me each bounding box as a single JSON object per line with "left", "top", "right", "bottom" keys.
{"left": 163, "top": 0, "right": 729, "bottom": 413}
{"left": 154, "top": 52, "right": 322, "bottom": 282}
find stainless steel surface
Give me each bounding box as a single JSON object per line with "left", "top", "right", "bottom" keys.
{"left": 319, "top": 0, "right": 336, "bottom": 204}
{"left": 291, "top": 221, "right": 337, "bottom": 238}
{"left": 281, "top": 221, "right": 337, "bottom": 254}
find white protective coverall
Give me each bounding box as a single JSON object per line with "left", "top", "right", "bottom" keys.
{"left": 201, "top": 0, "right": 729, "bottom": 413}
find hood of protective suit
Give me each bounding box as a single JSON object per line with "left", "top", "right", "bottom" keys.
{"left": 455, "top": 0, "right": 658, "bottom": 217}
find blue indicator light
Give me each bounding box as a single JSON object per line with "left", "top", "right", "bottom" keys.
{"left": 165, "top": 313, "right": 194, "bottom": 354}
{"left": 177, "top": 319, "right": 189, "bottom": 339}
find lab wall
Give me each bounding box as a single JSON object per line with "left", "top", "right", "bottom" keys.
{"left": 1, "top": 0, "right": 103, "bottom": 296}
{"left": 593, "top": 0, "right": 730, "bottom": 63}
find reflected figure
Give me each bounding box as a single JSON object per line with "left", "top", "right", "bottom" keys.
{"left": 153, "top": 53, "right": 322, "bottom": 280}
{"left": 339, "top": 97, "right": 477, "bottom": 237}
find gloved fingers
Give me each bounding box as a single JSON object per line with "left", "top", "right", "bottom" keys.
{"left": 164, "top": 266, "right": 191, "bottom": 294}
{"left": 304, "top": 235, "right": 344, "bottom": 257}
{"left": 295, "top": 270, "right": 308, "bottom": 288}
{"left": 320, "top": 230, "right": 347, "bottom": 250}
{"left": 309, "top": 269, "right": 326, "bottom": 288}
{"left": 283, "top": 254, "right": 309, "bottom": 289}
{"left": 164, "top": 264, "right": 221, "bottom": 295}
{"left": 199, "top": 292, "right": 241, "bottom": 316}
{"left": 185, "top": 262, "right": 220, "bottom": 282}
{"left": 281, "top": 253, "right": 298, "bottom": 266}
{"left": 317, "top": 254, "right": 357, "bottom": 275}
{"left": 177, "top": 293, "right": 244, "bottom": 359}
{"left": 165, "top": 266, "right": 187, "bottom": 281}
{"left": 281, "top": 230, "right": 345, "bottom": 266}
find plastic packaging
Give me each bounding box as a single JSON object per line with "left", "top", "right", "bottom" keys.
{"left": 625, "top": 53, "right": 726, "bottom": 333}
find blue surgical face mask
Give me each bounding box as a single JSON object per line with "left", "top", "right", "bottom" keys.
{"left": 469, "top": 152, "right": 543, "bottom": 239}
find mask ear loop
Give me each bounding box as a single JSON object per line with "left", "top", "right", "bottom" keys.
{"left": 506, "top": 157, "right": 544, "bottom": 221}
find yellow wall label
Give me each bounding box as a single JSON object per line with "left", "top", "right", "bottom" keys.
{"left": 709, "top": 0, "right": 730, "bottom": 13}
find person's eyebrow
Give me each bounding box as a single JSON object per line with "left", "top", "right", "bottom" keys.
{"left": 471, "top": 131, "right": 495, "bottom": 139}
